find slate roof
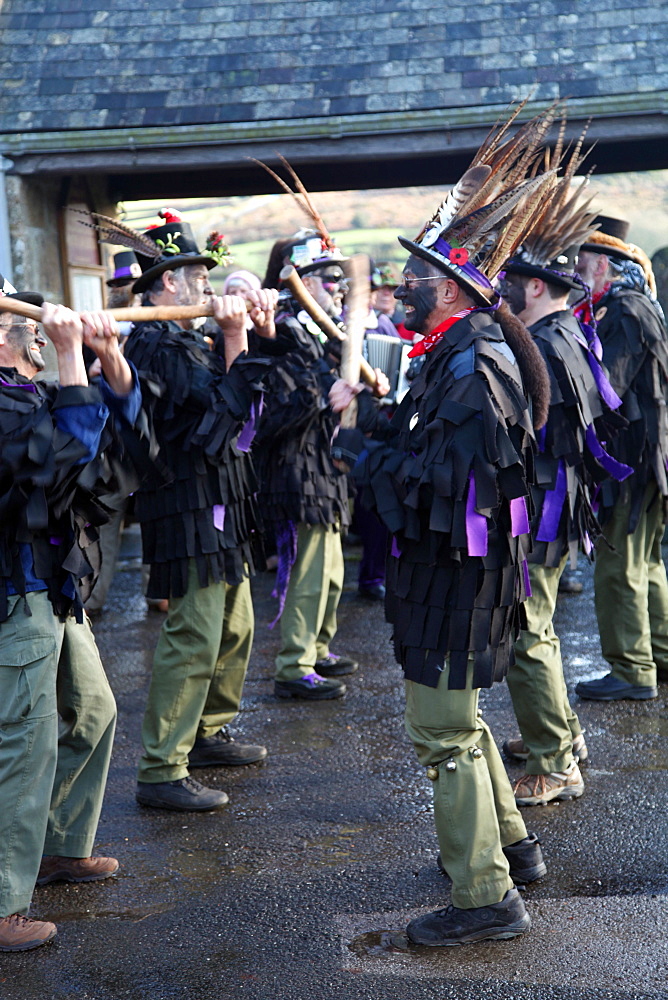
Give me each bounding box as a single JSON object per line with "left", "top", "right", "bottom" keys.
{"left": 0, "top": 0, "right": 666, "bottom": 135}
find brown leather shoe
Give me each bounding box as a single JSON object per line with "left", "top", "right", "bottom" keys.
{"left": 0, "top": 914, "right": 57, "bottom": 951}
{"left": 37, "top": 855, "right": 119, "bottom": 886}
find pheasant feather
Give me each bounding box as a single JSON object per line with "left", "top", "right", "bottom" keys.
{"left": 73, "top": 210, "right": 161, "bottom": 259}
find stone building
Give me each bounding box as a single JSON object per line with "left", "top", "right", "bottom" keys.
{"left": 0, "top": 0, "right": 666, "bottom": 305}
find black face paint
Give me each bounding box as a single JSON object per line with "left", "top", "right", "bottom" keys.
{"left": 498, "top": 275, "right": 527, "bottom": 318}
{"left": 395, "top": 256, "right": 440, "bottom": 334}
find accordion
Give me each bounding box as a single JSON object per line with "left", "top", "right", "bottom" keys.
{"left": 364, "top": 333, "right": 412, "bottom": 405}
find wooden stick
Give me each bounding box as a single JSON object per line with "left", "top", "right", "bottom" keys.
{"left": 278, "top": 264, "right": 378, "bottom": 390}
{"left": 338, "top": 254, "right": 368, "bottom": 428}
{"left": 0, "top": 299, "right": 220, "bottom": 323}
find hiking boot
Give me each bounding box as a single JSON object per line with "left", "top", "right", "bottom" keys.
{"left": 503, "top": 733, "right": 589, "bottom": 763}
{"left": 575, "top": 673, "right": 657, "bottom": 701}
{"left": 314, "top": 654, "right": 359, "bottom": 677}
{"left": 37, "top": 855, "right": 119, "bottom": 886}
{"left": 274, "top": 672, "right": 346, "bottom": 700}
{"left": 502, "top": 833, "right": 547, "bottom": 883}
{"left": 136, "top": 776, "right": 229, "bottom": 811}
{"left": 0, "top": 915, "right": 57, "bottom": 952}
{"left": 406, "top": 888, "right": 530, "bottom": 946}
{"left": 437, "top": 832, "right": 546, "bottom": 885}
{"left": 188, "top": 727, "right": 267, "bottom": 768}
{"left": 513, "top": 762, "right": 584, "bottom": 806}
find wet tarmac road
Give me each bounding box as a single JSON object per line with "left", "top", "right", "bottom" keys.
{"left": 4, "top": 532, "right": 668, "bottom": 1000}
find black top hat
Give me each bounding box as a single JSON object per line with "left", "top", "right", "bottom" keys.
{"left": 132, "top": 210, "right": 217, "bottom": 293}
{"left": 580, "top": 215, "right": 636, "bottom": 261}
{"left": 504, "top": 244, "right": 582, "bottom": 292}
{"left": 0, "top": 290, "right": 44, "bottom": 309}
{"left": 107, "top": 251, "right": 142, "bottom": 288}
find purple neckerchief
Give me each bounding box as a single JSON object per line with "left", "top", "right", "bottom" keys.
{"left": 585, "top": 424, "right": 633, "bottom": 482}
{"left": 269, "top": 520, "right": 299, "bottom": 628}
{"left": 522, "top": 558, "right": 532, "bottom": 598}
{"left": 571, "top": 327, "right": 622, "bottom": 411}
{"left": 536, "top": 459, "right": 567, "bottom": 543}
{"left": 433, "top": 237, "right": 494, "bottom": 292}
{"left": 0, "top": 377, "right": 37, "bottom": 393}
{"left": 213, "top": 504, "right": 225, "bottom": 531}
{"left": 510, "top": 496, "right": 530, "bottom": 537}
{"left": 390, "top": 536, "right": 402, "bottom": 558}
{"left": 236, "top": 394, "right": 265, "bottom": 453}
{"left": 466, "top": 470, "right": 488, "bottom": 556}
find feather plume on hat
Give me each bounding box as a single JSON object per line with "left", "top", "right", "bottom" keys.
{"left": 71, "top": 210, "right": 162, "bottom": 259}
{"left": 249, "top": 154, "right": 336, "bottom": 251}
{"left": 503, "top": 121, "right": 600, "bottom": 290}
{"left": 401, "top": 100, "right": 562, "bottom": 303}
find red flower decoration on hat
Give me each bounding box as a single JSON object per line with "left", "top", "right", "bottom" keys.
{"left": 449, "top": 247, "right": 469, "bottom": 266}
{"left": 158, "top": 208, "right": 183, "bottom": 224}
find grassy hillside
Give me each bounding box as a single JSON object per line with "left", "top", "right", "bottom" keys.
{"left": 123, "top": 170, "right": 668, "bottom": 290}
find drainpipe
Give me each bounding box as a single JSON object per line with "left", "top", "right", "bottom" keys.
{"left": 0, "top": 157, "right": 14, "bottom": 285}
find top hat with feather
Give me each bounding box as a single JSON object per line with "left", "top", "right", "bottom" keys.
{"left": 398, "top": 100, "right": 561, "bottom": 306}
{"left": 250, "top": 155, "right": 348, "bottom": 278}
{"left": 74, "top": 208, "right": 231, "bottom": 294}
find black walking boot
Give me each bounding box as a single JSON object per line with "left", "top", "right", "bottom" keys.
{"left": 407, "top": 887, "right": 530, "bottom": 946}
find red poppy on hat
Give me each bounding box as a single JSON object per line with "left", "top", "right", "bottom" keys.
{"left": 449, "top": 247, "right": 469, "bottom": 265}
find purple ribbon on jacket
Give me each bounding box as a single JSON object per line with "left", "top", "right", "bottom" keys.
{"left": 465, "top": 471, "right": 488, "bottom": 556}
{"left": 0, "top": 378, "right": 37, "bottom": 392}
{"left": 536, "top": 460, "right": 567, "bottom": 543}
{"left": 269, "top": 520, "right": 299, "bottom": 628}
{"left": 585, "top": 424, "right": 633, "bottom": 482}
{"left": 236, "top": 395, "right": 265, "bottom": 453}
{"left": 213, "top": 504, "right": 225, "bottom": 531}
{"left": 522, "top": 558, "right": 532, "bottom": 598}
{"left": 510, "top": 496, "right": 530, "bottom": 537}
{"left": 390, "top": 536, "right": 402, "bottom": 559}
{"left": 572, "top": 328, "right": 622, "bottom": 410}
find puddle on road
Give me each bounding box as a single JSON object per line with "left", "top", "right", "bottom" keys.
{"left": 349, "top": 929, "right": 412, "bottom": 956}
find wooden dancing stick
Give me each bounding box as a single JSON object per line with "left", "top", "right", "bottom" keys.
{"left": 338, "top": 254, "right": 368, "bottom": 428}
{"left": 278, "top": 263, "right": 378, "bottom": 390}
{"left": 0, "top": 298, "right": 222, "bottom": 324}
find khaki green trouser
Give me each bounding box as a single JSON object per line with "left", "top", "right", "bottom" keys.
{"left": 595, "top": 483, "right": 668, "bottom": 687}
{"left": 138, "top": 561, "right": 254, "bottom": 783}
{"left": 507, "top": 558, "right": 582, "bottom": 775}
{"left": 275, "top": 523, "right": 344, "bottom": 682}
{"left": 405, "top": 662, "right": 526, "bottom": 910}
{"left": 0, "top": 593, "right": 117, "bottom": 917}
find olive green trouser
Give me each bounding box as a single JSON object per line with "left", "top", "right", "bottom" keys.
{"left": 0, "top": 594, "right": 117, "bottom": 917}
{"left": 275, "top": 523, "right": 344, "bottom": 682}
{"left": 595, "top": 482, "right": 668, "bottom": 687}
{"left": 507, "top": 558, "right": 582, "bottom": 775}
{"left": 405, "top": 662, "right": 526, "bottom": 910}
{"left": 138, "top": 561, "right": 254, "bottom": 783}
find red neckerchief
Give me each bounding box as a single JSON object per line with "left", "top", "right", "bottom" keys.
{"left": 573, "top": 283, "right": 611, "bottom": 327}
{"left": 407, "top": 310, "right": 472, "bottom": 358}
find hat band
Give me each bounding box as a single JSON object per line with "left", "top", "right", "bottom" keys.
{"left": 113, "top": 266, "right": 135, "bottom": 279}
{"left": 432, "top": 238, "right": 493, "bottom": 291}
